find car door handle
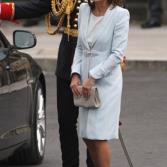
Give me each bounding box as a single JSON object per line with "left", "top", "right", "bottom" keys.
{"left": 6, "top": 65, "right": 10, "bottom": 71}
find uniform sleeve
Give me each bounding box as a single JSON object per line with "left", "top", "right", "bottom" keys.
{"left": 89, "top": 9, "right": 130, "bottom": 79}
{"left": 14, "top": 0, "right": 51, "bottom": 19}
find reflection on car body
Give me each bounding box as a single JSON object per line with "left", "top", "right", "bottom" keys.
{"left": 0, "top": 30, "right": 46, "bottom": 165}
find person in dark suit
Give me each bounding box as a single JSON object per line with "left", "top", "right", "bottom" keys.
{"left": 0, "top": 1, "right": 94, "bottom": 167}
{"left": 142, "top": 0, "right": 162, "bottom": 28}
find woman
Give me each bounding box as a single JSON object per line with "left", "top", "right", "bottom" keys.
{"left": 70, "top": 0, "right": 130, "bottom": 166}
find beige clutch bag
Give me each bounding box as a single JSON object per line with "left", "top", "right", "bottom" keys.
{"left": 73, "top": 86, "right": 101, "bottom": 108}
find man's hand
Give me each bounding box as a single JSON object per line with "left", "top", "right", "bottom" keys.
{"left": 120, "top": 56, "right": 127, "bottom": 71}
{"left": 70, "top": 74, "right": 81, "bottom": 97}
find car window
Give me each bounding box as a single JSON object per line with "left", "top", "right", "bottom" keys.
{"left": 0, "top": 31, "right": 9, "bottom": 48}
{"left": 0, "top": 40, "right": 5, "bottom": 48}
{"left": 0, "top": 49, "right": 8, "bottom": 61}
{"left": 0, "top": 51, "right": 6, "bottom": 60}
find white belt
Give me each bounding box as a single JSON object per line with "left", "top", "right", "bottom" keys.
{"left": 83, "top": 50, "right": 108, "bottom": 57}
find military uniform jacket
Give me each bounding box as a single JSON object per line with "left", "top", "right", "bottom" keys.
{"left": 14, "top": 0, "right": 84, "bottom": 80}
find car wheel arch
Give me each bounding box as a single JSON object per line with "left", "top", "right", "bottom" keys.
{"left": 29, "top": 73, "right": 46, "bottom": 127}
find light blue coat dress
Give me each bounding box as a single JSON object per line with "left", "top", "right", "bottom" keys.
{"left": 71, "top": 3, "right": 130, "bottom": 140}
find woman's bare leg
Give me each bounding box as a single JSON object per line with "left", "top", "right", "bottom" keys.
{"left": 83, "top": 139, "right": 111, "bottom": 167}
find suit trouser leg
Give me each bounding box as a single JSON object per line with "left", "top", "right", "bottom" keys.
{"left": 57, "top": 77, "right": 94, "bottom": 167}
{"left": 57, "top": 77, "right": 79, "bottom": 167}
{"left": 149, "top": 0, "right": 162, "bottom": 22}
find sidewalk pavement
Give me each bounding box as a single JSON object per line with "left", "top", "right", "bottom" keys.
{"left": 1, "top": 22, "right": 167, "bottom": 71}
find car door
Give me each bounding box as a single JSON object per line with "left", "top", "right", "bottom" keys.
{"left": 7, "top": 50, "right": 30, "bottom": 144}
{"left": 0, "top": 49, "right": 11, "bottom": 149}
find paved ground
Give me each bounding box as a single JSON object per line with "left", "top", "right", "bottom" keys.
{"left": 1, "top": 70, "right": 167, "bottom": 167}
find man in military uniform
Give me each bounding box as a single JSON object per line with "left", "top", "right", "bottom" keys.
{"left": 0, "top": 0, "right": 94, "bottom": 167}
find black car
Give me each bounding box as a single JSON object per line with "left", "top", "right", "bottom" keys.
{"left": 0, "top": 30, "right": 46, "bottom": 165}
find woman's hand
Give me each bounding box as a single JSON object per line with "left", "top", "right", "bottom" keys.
{"left": 82, "top": 77, "right": 96, "bottom": 98}
{"left": 70, "top": 74, "right": 81, "bottom": 97}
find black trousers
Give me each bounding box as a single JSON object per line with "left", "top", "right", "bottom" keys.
{"left": 148, "top": 0, "right": 162, "bottom": 22}
{"left": 57, "top": 77, "right": 94, "bottom": 167}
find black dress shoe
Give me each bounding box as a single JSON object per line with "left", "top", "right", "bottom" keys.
{"left": 141, "top": 20, "right": 161, "bottom": 29}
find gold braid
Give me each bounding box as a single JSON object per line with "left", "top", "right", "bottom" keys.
{"left": 45, "top": 0, "right": 77, "bottom": 37}
{"left": 51, "top": 0, "right": 68, "bottom": 16}
{"left": 45, "top": 13, "right": 65, "bottom": 35}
